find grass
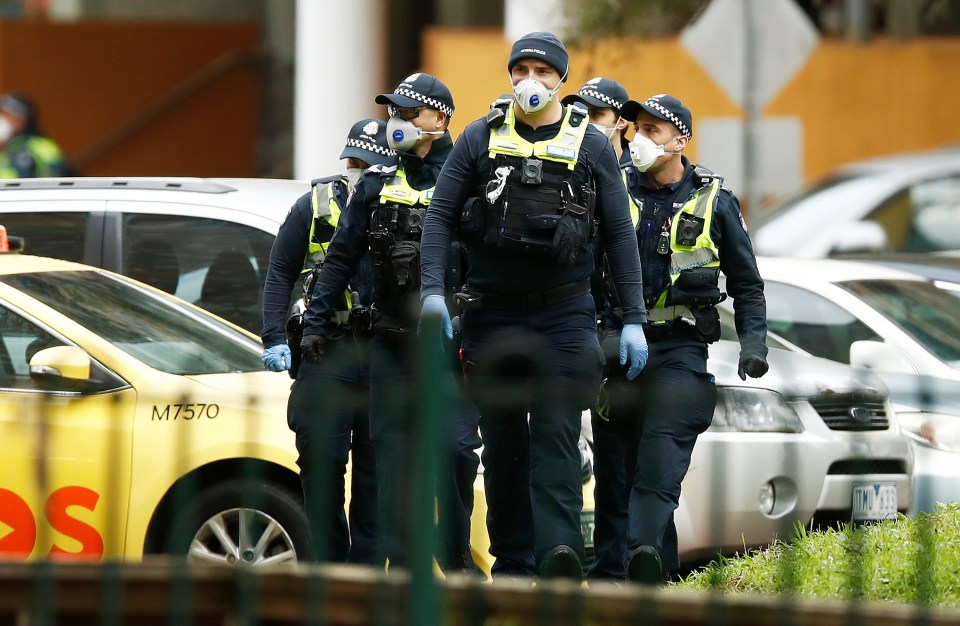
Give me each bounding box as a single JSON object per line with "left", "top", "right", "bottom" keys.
{"left": 674, "top": 503, "right": 960, "bottom": 606}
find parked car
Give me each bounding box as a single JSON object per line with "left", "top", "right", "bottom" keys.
{"left": 0, "top": 250, "right": 526, "bottom": 572}
{"left": 670, "top": 340, "right": 912, "bottom": 564}
{"left": 753, "top": 147, "right": 960, "bottom": 258}
{"left": 0, "top": 177, "right": 308, "bottom": 333}
{"left": 719, "top": 256, "right": 960, "bottom": 513}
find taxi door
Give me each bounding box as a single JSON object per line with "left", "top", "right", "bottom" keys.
{"left": 0, "top": 302, "right": 135, "bottom": 562}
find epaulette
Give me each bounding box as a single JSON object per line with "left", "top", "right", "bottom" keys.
{"left": 567, "top": 102, "right": 588, "bottom": 128}
{"left": 311, "top": 174, "right": 344, "bottom": 187}
{"left": 369, "top": 163, "right": 398, "bottom": 179}
{"left": 486, "top": 97, "right": 511, "bottom": 129}
{"left": 692, "top": 164, "right": 723, "bottom": 189}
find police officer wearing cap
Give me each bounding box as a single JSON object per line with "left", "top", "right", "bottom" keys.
{"left": 612, "top": 93, "right": 768, "bottom": 584}
{"left": 0, "top": 93, "right": 66, "bottom": 178}
{"left": 561, "top": 77, "right": 640, "bottom": 581}
{"left": 261, "top": 118, "right": 395, "bottom": 564}
{"left": 299, "top": 73, "right": 481, "bottom": 571}
{"left": 418, "top": 32, "right": 649, "bottom": 581}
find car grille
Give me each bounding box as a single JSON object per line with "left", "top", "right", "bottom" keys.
{"left": 812, "top": 400, "right": 888, "bottom": 431}
{"left": 827, "top": 459, "right": 907, "bottom": 475}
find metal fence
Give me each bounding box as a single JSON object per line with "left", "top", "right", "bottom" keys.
{"left": 3, "top": 315, "right": 960, "bottom": 625}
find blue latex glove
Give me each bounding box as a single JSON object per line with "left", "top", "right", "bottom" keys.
{"left": 418, "top": 294, "right": 453, "bottom": 341}
{"left": 619, "top": 323, "right": 649, "bottom": 381}
{"left": 261, "top": 344, "right": 291, "bottom": 372}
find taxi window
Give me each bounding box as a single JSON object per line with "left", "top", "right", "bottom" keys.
{"left": 0, "top": 304, "right": 123, "bottom": 392}
{"left": 1, "top": 270, "right": 263, "bottom": 375}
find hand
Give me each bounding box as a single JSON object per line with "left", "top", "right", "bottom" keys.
{"left": 738, "top": 348, "right": 769, "bottom": 380}
{"left": 261, "top": 344, "right": 291, "bottom": 372}
{"left": 418, "top": 294, "right": 453, "bottom": 341}
{"left": 300, "top": 334, "right": 327, "bottom": 364}
{"left": 619, "top": 323, "right": 648, "bottom": 381}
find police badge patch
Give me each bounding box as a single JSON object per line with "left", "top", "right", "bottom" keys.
{"left": 362, "top": 120, "right": 379, "bottom": 137}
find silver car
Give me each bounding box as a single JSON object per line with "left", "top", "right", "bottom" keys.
{"left": 754, "top": 147, "right": 960, "bottom": 257}
{"left": 674, "top": 339, "right": 912, "bottom": 563}
{"left": 720, "top": 256, "right": 960, "bottom": 514}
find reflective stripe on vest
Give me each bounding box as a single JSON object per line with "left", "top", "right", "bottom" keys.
{"left": 487, "top": 103, "right": 589, "bottom": 170}
{"left": 379, "top": 166, "right": 433, "bottom": 207}
{"left": 649, "top": 178, "right": 722, "bottom": 322}
{"left": 304, "top": 180, "right": 343, "bottom": 273}
{"left": 622, "top": 169, "right": 641, "bottom": 228}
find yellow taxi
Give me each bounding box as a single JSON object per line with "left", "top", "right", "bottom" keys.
{"left": 0, "top": 243, "right": 596, "bottom": 573}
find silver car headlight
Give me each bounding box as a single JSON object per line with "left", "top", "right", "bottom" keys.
{"left": 710, "top": 388, "right": 804, "bottom": 433}
{"left": 898, "top": 411, "right": 960, "bottom": 453}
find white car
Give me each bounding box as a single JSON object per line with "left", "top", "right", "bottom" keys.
{"left": 673, "top": 340, "right": 912, "bottom": 563}
{"left": 720, "top": 256, "right": 960, "bottom": 513}
{"left": 0, "top": 177, "right": 307, "bottom": 333}
{"left": 754, "top": 147, "right": 960, "bottom": 257}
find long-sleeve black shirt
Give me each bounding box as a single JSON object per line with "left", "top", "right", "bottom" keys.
{"left": 420, "top": 106, "right": 646, "bottom": 324}
{"left": 302, "top": 134, "right": 454, "bottom": 338}
{"left": 628, "top": 156, "right": 767, "bottom": 351}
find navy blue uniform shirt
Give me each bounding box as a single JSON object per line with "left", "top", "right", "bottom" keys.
{"left": 627, "top": 156, "right": 767, "bottom": 350}
{"left": 302, "top": 134, "right": 454, "bottom": 338}
{"left": 420, "top": 106, "right": 645, "bottom": 324}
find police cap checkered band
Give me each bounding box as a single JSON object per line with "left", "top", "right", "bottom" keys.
{"left": 561, "top": 78, "right": 629, "bottom": 113}
{"left": 340, "top": 118, "right": 396, "bottom": 167}
{"left": 621, "top": 93, "right": 693, "bottom": 138}
{"left": 375, "top": 73, "right": 455, "bottom": 117}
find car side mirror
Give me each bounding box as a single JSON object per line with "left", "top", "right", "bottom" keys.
{"left": 830, "top": 220, "right": 888, "bottom": 255}
{"left": 849, "top": 340, "right": 914, "bottom": 374}
{"left": 29, "top": 346, "right": 92, "bottom": 381}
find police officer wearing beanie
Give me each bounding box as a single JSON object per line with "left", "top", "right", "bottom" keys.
{"left": 299, "top": 73, "right": 482, "bottom": 571}
{"left": 262, "top": 118, "right": 395, "bottom": 564}
{"left": 612, "top": 94, "right": 768, "bottom": 584}
{"left": 0, "top": 93, "right": 67, "bottom": 178}
{"left": 418, "top": 33, "right": 649, "bottom": 580}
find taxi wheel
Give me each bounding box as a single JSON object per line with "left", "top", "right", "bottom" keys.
{"left": 166, "top": 479, "right": 310, "bottom": 566}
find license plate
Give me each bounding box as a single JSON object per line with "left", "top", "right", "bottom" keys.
{"left": 580, "top": 510, "right": 595, "bottom": 548}
{"left": 852, "top": 482, "right": 898, "bottom": 521}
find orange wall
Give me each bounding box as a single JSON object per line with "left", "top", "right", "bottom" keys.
{"left": 0, "top": 20, "right": 262, "bottom": 177}
{"left": 424, "top": 28, "right": 960, "bottom": 185}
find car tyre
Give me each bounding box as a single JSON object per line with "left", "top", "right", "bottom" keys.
{"left": 165, "top": 478, "right": 310, "bottom": 567}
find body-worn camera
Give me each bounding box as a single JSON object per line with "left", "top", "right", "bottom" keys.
{"left": 520, "top": 157, "right": 543, "bottom": 185}
{"left": 405, "top": 208, "right": 425, "bottom": 235}
{"left": 676, "top": 214, "right": 705, "bottom": 247}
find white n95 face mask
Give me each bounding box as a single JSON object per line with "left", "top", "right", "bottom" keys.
{"left": 512, "top": 76, "right": 562, "bottom": 114}
{"left": 0, "top": 117, "right": 13, "bottom": 144}
{"left": 345, "top": 168, "right": 365, "bottom": 190}
{"left": 628, "top": 134, "right": 680, "bottom": 172}
{"left": 386, "top": 116, "right": 443, "bottom": 153}
{"left": 591, "top": 118, "right": 621, "bottom": 141}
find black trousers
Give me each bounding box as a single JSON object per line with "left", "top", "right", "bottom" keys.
{"left": 590, "top": 330, "right": 717, "bottom": 575}
{"left": 287, "top": 335, "right": 378, "bottom": 564}
{"left": 461, "top": 294, "right": 603, "bottom": 577}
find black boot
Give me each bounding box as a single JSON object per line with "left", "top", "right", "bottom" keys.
{"left": 625, "top": 545, "right": 662, "bottom": 585}
{"left": 539, "top": 545, "right": 583, "bottom": 580}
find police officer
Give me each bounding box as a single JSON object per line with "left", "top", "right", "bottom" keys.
{"left": 613, "top": 93, "right": 768, "bottom": 583}
{"left": 262, "top": 119, "right": 395, "bottom": 564}
{"left": 0, "top": 93, "right": 67, "bottom": 178}
{"left": 418, "top": 32, "right": 649, "bottom": 580}
{"left": 561, "top": 77, "right": 631, "bottom": 165}
{"left": 299, "top": 73, "right": 481, "bottom": 571}
{"left": 561, "top": 77, "right": 639, "bottom": 581}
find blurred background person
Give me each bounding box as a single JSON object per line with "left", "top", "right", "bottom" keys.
{"left": 0, "top": 93, "right": 68, "bottom": 178}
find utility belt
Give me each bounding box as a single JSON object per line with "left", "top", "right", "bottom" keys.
{"left": 454, "top": 279, "right": 589, "bottom": 312}
{"left": 642, "top": 305, "right": 721, "bottom": 344}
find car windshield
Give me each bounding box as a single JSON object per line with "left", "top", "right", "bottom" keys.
{"left": 839, "top": 279, "right": 960, "bottom": 371}
{"left": 0, "top": 270, "right": 264, "bottom": 375}
{"left": 753, "top": 173, "right": 874, "bottom": 251}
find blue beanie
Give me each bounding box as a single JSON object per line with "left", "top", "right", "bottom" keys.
{"left": 507, "top": 31, "right": 569, "bottom": 78}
